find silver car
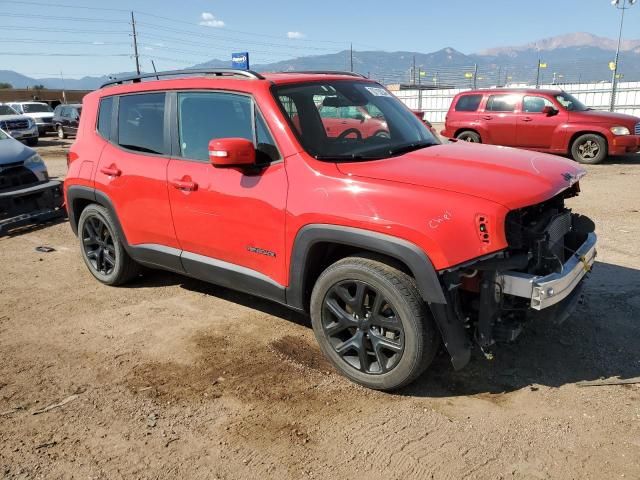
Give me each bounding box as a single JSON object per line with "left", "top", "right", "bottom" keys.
{"left": 0, "top": 104, "right": 39, "bottom": 146}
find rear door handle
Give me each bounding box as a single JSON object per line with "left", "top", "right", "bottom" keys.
{"left": 482, "top": 115, "right": 492, "bottom": 120}
{"left": 522, "top": 117, "right": 533, "bottom": 122}
{"left": 100, "top": 166, "right": 121, "bottom": 177}
{"left": 171, "top": 179, "right": 198, "bottom": 191}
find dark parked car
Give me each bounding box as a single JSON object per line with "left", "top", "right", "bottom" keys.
{"left": 0, "top": 127, "right": 64, "bottom": 234}
{"left": 52, "top": 103, "right": 82, "bottom": 139}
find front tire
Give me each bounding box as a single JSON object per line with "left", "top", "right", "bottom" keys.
{"left": 571, "top": 134, "right": 607, "bottom": 164}
{"left": 77, "top": 204, "right": 139, "bottom": 286}
{"left": 456, "top": 130, "right": 481, "bottom": 143}
{"left": 57, "top": 125, "right": 66, "bottom": 139}
{"left": 310, "top": 256, "right": 440, "bottom": 391}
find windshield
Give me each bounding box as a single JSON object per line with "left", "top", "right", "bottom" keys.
{"left": 273, "top": 81, "right": 437, "bottom": 160}
{"left": 0, "top": 105, "right": 18, "bottom": 115}
{"left": 554, "top": 92, "right": 588, "bottom": 112}
{"left": 0, "top": 129, "right": 9, "bottom": 140}
{"left": 23, "top": 103, "right": 53, "bottom": 113}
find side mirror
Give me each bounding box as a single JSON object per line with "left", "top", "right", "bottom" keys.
{"left": 354, "top": 113, "right": 365, "bottom": 122}
{"left": 209, "top": 138, "right": 256, "bottom": 168}
{"left": 542, "top": 106, "right": 558, "bottom": 116}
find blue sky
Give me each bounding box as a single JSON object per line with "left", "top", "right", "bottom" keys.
{"left": 0, "top": 0, "right": 638, "bottom": 78}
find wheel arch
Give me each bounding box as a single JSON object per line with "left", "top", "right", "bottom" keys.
{"left": 286, "top": 224, "right": 447, "bottom": 312}
{"left": 66, "top": 186, "right": 127, "bottom": 246}
{"left": 453, "top": 128, "right": 481, "bottom": 140}
{"left": 568, "top": 130, "right": 609, "bottom": 151}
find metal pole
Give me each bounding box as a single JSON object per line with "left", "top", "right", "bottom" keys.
{"left": 535, "top": 58, "right": 541, "bottom": 88}
{"left": 350, "top": 43, "right": 353, "bottom": 72}
{"left": 473, "top": 63, "right": 478, "bottom": 89}
{"left": 412, "top": 56, "right": 416, "bottom": 85}
{"left": 610, "top": 0, "right": 627, "bottom": 111}
{"left": 131, "top": 11, "right": 141, "bottom": 75}
{"left": 418, "top": 68, "right": 422, "bottom": 111}
{"left": 151, "top": 60, "right": 159, "bottom": 80}
{"left": 497, "top": 65, "right": 501, "bottom": 87}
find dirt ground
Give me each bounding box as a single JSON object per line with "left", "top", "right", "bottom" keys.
{"left": 1, "top": 134, "right": 639, "bottom": 480}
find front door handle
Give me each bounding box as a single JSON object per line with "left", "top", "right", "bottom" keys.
{"left": 171, "top": 179, "right": 198, "bottom": 191}
{"left": 522, "top": 117, "right": 533, "bottom": 122}
{"left": 100, "top": 166, "right": 121, "bottom": 177}
{"left": 482, "top": 115, "right": 492, "bottom": 120}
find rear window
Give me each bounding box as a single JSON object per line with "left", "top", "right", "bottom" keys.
{"left": 117, "top": 93, "right": 166, "bottom": 155}
{"left": 455, "top": 94, "right": 482, "bottom": 112}
{"left": 486, "top": 94, "right": 518, "bottom": 112}
{"left": 97, "top": 97, "right": 113, "bottom": 140}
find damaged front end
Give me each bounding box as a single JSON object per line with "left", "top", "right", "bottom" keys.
{"left": 440, "top": 184, "right": 596, "bottom": 364}
{"left": 0, "top": 160, "right": 65, "bottom": 235}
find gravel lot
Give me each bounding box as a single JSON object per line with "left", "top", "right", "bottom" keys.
{"left": 1, "top": 135, "right": 639, "bottom": 480}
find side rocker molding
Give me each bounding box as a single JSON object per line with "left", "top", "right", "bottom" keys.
{"left": 287, "top": 224, "right": 447, "bottom": 309}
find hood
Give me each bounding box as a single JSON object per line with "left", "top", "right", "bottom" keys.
{"left": 0, "top": 114, "right": 30, "bottom": 122}
{"left": 569, "top": 109, "right": 639, "bottom": 127}
{"left": 336, "top": 142, "right": 585, "bottom": 210}
{"left": 0, "top": 137, "right": 35, "bottom": 165}
{"left": 23, "top": 112, "right": 53, "bottom": 120}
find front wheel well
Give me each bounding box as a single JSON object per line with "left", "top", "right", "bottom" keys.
{"left": 568, "top": 131, "right": 608, "bottom": 151}
{"left": 454, "top": 128, "right": 481, "bottom": 138}
{"left": 300, "top": 242, "right": 413, "bottom": 312}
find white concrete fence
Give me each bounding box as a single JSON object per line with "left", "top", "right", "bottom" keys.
{"left": 392, "top": 81, "right": 640, "bottom": 123}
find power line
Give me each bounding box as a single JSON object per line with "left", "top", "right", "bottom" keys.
{"left": 0, "top": 12, "right": 128, "bottom": 23}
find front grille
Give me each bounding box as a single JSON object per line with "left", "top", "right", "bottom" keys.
{"left": 0, "top": 166, "right": 38, "bottom": 191}
{"left": 1, "top": 119, "right": 30, "bottom": 130}
{"left": 635, "top": 122, "right": 640, "bottom": 135}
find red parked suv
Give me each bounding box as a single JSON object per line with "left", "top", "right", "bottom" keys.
{"left": 442, "top": 88, "right": 640, "bottom": 164}
{"left": 64, "top": 70, "right": 597, "bottom": 390}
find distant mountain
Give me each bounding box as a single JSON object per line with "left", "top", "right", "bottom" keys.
{"left": 1, "top": 32, "right": 639, "bottom": 91}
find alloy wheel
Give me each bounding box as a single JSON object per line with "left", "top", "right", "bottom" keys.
{"left": 82, "top": 215, "right": 116, "bottom": 275}
{"left": 577, "top": 140, "right": 599, "bottom": 160}
{"left": 321, "top": 280, "right": 405, "bottom": 374}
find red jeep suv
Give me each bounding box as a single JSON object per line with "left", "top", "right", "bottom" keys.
{"left": 442, "top": 88, "right": 640, "bottom": 164}
{"left": 64, "top": 70, "right": 597, "bottom": 390}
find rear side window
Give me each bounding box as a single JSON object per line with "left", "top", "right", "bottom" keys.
{"left": 97, "top": 97, "right": 114, "bottom": 140}
{"left": 117, "top": 93, "right": 166, "bottom": 154}
{"left": 455, "top": 94, "right": 482, "bottom": 112}
{"left": 486, "top": 94, "right": 518, "bottom": 112}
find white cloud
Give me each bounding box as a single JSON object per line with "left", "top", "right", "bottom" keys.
{"left": 199, "top": 12, "right": 225, "bottom": 28}
{"left": 287, "top": 31, "right": 305, "bottom": 39}
{"left": 144, "top": 46, "right": 154, "bottom": 51}
{"left": 92, "top": 41, "right": 105, "bottom": 45}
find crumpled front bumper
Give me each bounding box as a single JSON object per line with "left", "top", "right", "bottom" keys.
{"left": 0, "top": 180, "right": 65, "bottom": 235}
{"left": 497, "top": 232, "right": 597, "bottom": 310}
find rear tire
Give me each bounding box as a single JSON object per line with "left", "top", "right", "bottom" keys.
{"left": 77, "top": 204, "right": 139, "bottom": 286}
{"left": 310, "top": 255, "right": 441, "bottom": 391}
{"left": 456, "top": 130, "right": 481, "bottom": 143}
{"left": 571, "top": 134, "right": 607, "bottom": 164}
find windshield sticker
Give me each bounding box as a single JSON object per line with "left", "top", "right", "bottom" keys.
{"left": 364, "top": 86, "right": 393, "bottom": 97}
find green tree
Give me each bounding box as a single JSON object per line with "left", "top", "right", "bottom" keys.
{"left": 32, "top": 84, "right": 46, "bottom": 90}
{"left": 0, "top": 82, "right": 12, "bottom": 89}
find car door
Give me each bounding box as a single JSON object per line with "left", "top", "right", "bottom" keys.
{"left": 69, "top": 107, "right": 81, "bottom": 134}
{"left": 94, "top": 92, "right": 179, "bottom": 251}
{"left": 166, "top": 91, "right": 287, "bottom": 286}
{"left": 481, "top": 94, "right": 520, "bottom": 146}
{"left": 516, "top": 95, "right": 568, "bottom": 149}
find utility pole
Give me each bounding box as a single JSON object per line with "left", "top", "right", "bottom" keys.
{"left": 412, "top": 56, "right": 416, "bottom": 85}
{"left": 131, "top": 11, "right": 141, "bottom": 75}
{"left": 417, "top": 67, "right": 422, "bottom": 111}
{"left": 497, "top": 65, "right": 502, "bottom": 87}
{"left": 473, "top": 63, "right": 478, "bottom": 89}
{"left": 350, "top": 43, "right": 353, "bottom": 72}
{"left": 59, "top": 71, "right": 66, "bottom": 104}
{"left": 610, "top": 0, "right": 637, "bottom": 111}
{"left": 151, "top": 60, "right": 159, "bottom": 80}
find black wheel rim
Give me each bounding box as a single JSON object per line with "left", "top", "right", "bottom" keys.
{"left": 82, "top": 215, "right": 116, "bottom": 275}
{"left": 322, "top": 280, "right": 405, "bottom": 375}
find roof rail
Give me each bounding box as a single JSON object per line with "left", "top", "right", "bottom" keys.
{"left": 274, "top": 70, "right": 367, "bottom": 78}
{"left": 100, "top": 68, "right": 264, "bottom": 88}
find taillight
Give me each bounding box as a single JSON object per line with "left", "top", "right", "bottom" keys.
{"left": 66, "top": 151, "right": 79, "bottom": 167}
